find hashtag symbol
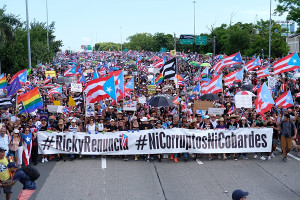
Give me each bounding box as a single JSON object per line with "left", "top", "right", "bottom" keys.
{"left": 42, "top": 136, "right": 55, "bottom": 150}
{"left": 135, "top": 135, "right": 147, "bottom": 150}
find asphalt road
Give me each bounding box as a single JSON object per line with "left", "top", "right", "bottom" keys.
{"left": 2, "top": 149, "right": 300, "bottom": 200}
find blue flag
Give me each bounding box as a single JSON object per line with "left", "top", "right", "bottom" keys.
{"left": 7, "top": 76, "right": 22, "bottom": 97}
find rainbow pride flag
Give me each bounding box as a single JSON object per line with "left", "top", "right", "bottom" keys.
{"left": 155, "top": 74, "right": 164, "bottom": 85}
{"left": 17, "top": 87, "right": 43, "bottom": 113}
{"left": 0, "top": 74, "right": 7, "bottom": 89}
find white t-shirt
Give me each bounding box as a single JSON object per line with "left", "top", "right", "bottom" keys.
{"left": 86, "top": 124, "right": 96, "bottom": 134}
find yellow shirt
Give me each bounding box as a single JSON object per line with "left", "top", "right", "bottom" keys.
{"left": 0, "top": 157, "right": 13, "bottom": 181}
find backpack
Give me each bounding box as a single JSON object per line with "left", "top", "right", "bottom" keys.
{"left": 22, "top": 166, "right": 40, "bottom": 181}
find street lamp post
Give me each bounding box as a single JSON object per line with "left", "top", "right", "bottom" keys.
{"left": 25, "top": 0, "right": 32, "bottom": 69}
{"left": 46, "top": 0, "right": 49, "bottom": 51}
{"left": 268, "top": 0, "right": 272, "bottom": 60}
{"left": 120, "top": 27, "right": 123, "bottom": 52}
{"left": 193, "top": 1, "right": 196, "bottom": 37}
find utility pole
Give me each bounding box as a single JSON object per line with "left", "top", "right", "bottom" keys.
{"left": 120, "top": 27, "right": 123, "bottom": 51}
{"left": 25, "top": 0, "right": 32, "bottom": 69}
{"left": 193, "top": 1, "right": 196, "bottom": 37}
{"left": 268, "top": 0, "right": 272, "bottom": 60}
{"left": 46, "top": 0, "right": 49, "bottom": 51}
{"left": 213, "top": 36, "right": 216, "bottom": 56}
{"left": 174, "top": 33, "right": 176, "bottom": 52}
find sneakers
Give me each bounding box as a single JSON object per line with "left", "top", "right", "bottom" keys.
{"left": 174, "top": 158, "right": 178, "bottom": 163}
{"left": 44, "top": 158, "right": 48, "bottom": 162}
{"left": 260, "top": 156, "right": 266, "bottom": 161}
{"left": 209, "top": 156, "right": 213, "bottom": 161}
{"left": 146, "top": 158, "right": 151, "bottom": 163}
{"left": 268, "top": 156, "right": 271, "bottom": 160}
{"left": 170, "top": 154, "right": 174, "bottom": 160}
{"left": 223, "top": 156, "right": 227, "bottom": 161}
{"left": 163, "top": 154, "right": 168, "bottom": 159}
{"left": 243, "top": 155, "right": 249, "bottom": 160}
{"left": 41, "top": 158, "right": 45, "bottom": 163}
{"left": 135, "top": 156, "right": 138, "bottom": 161}
{"left": 234, "top": 156, "right": 238, "bottom": 161}
{"left": 271, "top": 153, "right": 275, "bottom": 158}
{"left": 282, "top": 157, "right": 287, "bottom": 162}
{"left": 254, "top": 154, "right": 257, "bottom": 159}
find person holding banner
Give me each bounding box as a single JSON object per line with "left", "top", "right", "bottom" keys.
{"left": 216, "top": 118, "right": 228, "bottom": 160}
{"left": 227, "top": 115, "right": 239, "bottom": 161}
{"left": 199, "top": 115, "right": 214, "bottom": 161}
{"left": 86, "top": 118, "right": 98, "bottom": 159}
{"left": 54, "top": 119, "right": 68, "bottom": 161}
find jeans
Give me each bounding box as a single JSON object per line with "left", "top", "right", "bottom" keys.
{"left": 174, "top": 153, "right": 189, "bottom": 160}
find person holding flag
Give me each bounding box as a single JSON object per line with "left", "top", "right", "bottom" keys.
{"left": 21, "top": 127, "right": 34, "bottom": 166}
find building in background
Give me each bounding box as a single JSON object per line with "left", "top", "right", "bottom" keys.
{"left": 275, "top": 20, "right": 295, "bottom": 36}
{"left": 286, "top": 34, "right": 300, "bottom": 54}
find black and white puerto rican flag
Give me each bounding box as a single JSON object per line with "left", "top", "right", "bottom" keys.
{"left": 160, "top": 58, "right": 176, "bottom": 79}
{"left": 0, "top": 97, "right": 13, "bottom": 110}
{"left": 73, "top": 93, "right": 84, "bottom": 107}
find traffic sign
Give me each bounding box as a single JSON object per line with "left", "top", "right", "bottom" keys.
{"left": 180, "top": 34, "right": 194, "bottom": 45}
{"left": 160, "top": 47, "right": 167, "bottom": 52}
{"left": 195, "top": 36, "right": 207, "bottom": 45}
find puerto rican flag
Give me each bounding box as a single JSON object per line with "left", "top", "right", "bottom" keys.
{"left": 253, "top": 84, "right": 260, "bottom": 92}
{"left": 224, "top": 68, "right": 243, "bottom": 88}
{"left": 254, "top": 83, "right": 274, "bottom": 115}
{"left": 83, "top": 76, "right": 112, "bottom": 103}
{"left": 275, "top": 90, "right": 294, "bottom": 108}
{"left": 22, "top": 132, "right": 32, "bottom": 166}
{"left": 47, "top": 85, "right": 62, "bottom": 96}
{"left": 121, "top": 134, "right": 128, "bottom": 147}
{"left": 112, "top": 70, "right": 124, "bottom": 102}
{"left": 246, "top": 58, "right": 260, "bottom": 71}
{"left": 201, "top": 74, "right": 223, "bottom": 94}
{"left": 124, "top": 78, "right": 134, "bottom": 97}
{"left": 153, "top": 58, "right": 165, "bottom": 68}
{"left": 44, "top": 74, "right": 52, "bottom": 84}
{"left": 257, "top": 66, "right": 270, "bottom": 78}
{"left": 212, "top": 52, "right": 243, "bottom": 74}
{"left": 273, "top": 52, "right": 300, "bottom": 75}
{"left": 200, "top": 66, "right": 209, "bottom": 77}
{"left": 9, "top": 69, "right": 27, "bottom": 84}
{"left": 64, "top": 66, "right": 76, "bottom": 77}
{"left": 227, "top": 105, "right": 235, "bottom": 115}
{"left": 172, "top": 95, "right": 180, "bottom": 105}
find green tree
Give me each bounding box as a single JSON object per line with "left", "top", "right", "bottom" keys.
{"left": 127, "top": 33, "right": 153, "bottom": 51}
{"left": 274, "top": 0, "right": 300, "bottom": 32}
{"left": 95, "top": 42, "right": 120, "bottom": 51}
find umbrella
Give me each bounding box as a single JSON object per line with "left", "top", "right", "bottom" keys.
{"left": 205, "top": 53, "right": 213, "bottom": 56}
{"left": 235, "top": 91, "right": 256, "bottom": 96}
{"left": 242, "top": 84, "right": 254, "bottom": 91}
{"left": 200, "top": 93, "right": 221, "bottom": 101}
{"left": 200, "top": 63, "right": 210, "bottom": 67}
{"left": 148, "top": 94, "right": 174, "bottom": 107}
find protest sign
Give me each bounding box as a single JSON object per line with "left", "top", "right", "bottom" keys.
{"left": 123, "top": 101, "right": 137, "bottom": 111}
{"left": 45, "top": 71, "right": 56, "bottom": 78}
{"left": 194, "top": 101, "right": 214, "bottom": 110}
{"left": 235, "top": 95, "right": 252, "bottom": 108}
{"left": 86, "top": 103, "right": 95, "bottom": 117}
{"left": 53, "top": 100, "right": 61, "bottom": 106}
{"left": 47, "top": 105, "right": 63, "bottom": 113}
{"left": 147, "top": 85, "right": 156, "bottom": 95}
{"left": 38, "top": 128, "right": 272, "bottom": 155}
{"left": 138, "top": 96, "right": 146, "bottom": 104}
{"left": 208, "top": 108, "right": 225, "bottom": 115}
{"left": 71, "top": 83, "right": 82, "bottom": 92}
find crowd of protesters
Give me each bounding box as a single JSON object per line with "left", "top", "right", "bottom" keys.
{"left": 0, "top": 50, "right": 299, "bottom": 168}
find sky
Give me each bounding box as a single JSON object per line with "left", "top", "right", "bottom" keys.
{"left": 2, "top": 0, "right": 290, "bottom": 51}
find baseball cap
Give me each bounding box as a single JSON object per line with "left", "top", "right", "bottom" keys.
{"left": 232, "top": 189, "right": 249, "bottom": 200}
{"left": 0, "top": 147, "right": 7, "bottom": 152}
{"left": 7, "top": 162, "right": 18, "bottom": 168}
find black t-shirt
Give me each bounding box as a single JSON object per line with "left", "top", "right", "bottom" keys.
{"left": 55, "top": 125, "right": 68, "bottom": 132}
{"left": 139, "top": 123, "right": 153, "bottom": 130}
{"left": 226, "top": 122, "right": 238, "bottom": 129}
{"left": 267, "top": 122, "right": 279, "bottom": 139}
{"left": 39, "top": 125, "right": 48, "bottom": 131}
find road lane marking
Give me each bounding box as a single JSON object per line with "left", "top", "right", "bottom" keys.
{"left": 102, "top": 156, "right": 107, "bottom": 168}
{"left": 196, "top": 158, "right": 203, "bottom": 165}
{"left": 276, "top": 147, "right": 300, "bottom": 161}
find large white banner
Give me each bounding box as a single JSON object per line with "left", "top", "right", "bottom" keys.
{"left": 38, "top": 128, "right": 272, "bottom": 155}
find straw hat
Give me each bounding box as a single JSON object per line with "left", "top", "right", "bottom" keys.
{"left": 218, "top": 117, "right": 224, "bottom": 122}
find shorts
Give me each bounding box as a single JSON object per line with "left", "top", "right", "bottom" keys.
{"left": 1, "top": 185, "right": 12, "bottom": 194}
